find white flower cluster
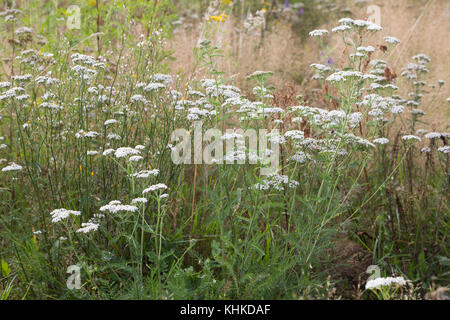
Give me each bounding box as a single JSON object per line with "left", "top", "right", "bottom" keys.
{"left": 76, "top": 222, "right": 99, "bottom": 234}
{"left": 50, "top": 208, "right": 81, "bottom": 223}
{"left": 309, "top": 29, "right": 329, "bottom": 37}
{"left": 365, "top": 276, "right": 407, "bottom": 290}
{"left": 131, "top": 169, "right": 160, "bottom": 178}
{"left": 142, "top": 183, "right": 168, "bottom": 194}
{"left": 114, "top": 147, "right": 140, "bottom": 159}
{"left": 253, "top": 174, "right": 299, "bottom": 191}
{"left": 2, "top": 162, "right": 23, "bottom": 172}
{"left": 100, "top": 200, "right": 138, "bottom": 214}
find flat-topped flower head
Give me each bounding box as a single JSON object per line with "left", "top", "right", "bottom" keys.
{"left": 384, "top": 36, "right": 400, "bottom": 45}
{"left": 332, "top": 25, "right": 352, "bottom": 33}
{"left": 373, "top": 138, "right": 389, "bottom": 145}
{"left": 103, "top": 148, "right": 115, "bottom": 156}
{"left": 100, "top": 201, "right": 138, "bottom": 214}
{"left": 246, "top": 70, "right": 274, "bottom": 81}
{"left": 338, "top": 18, "right": 354, "bottom": 25}
{"left": 413, "top": 54, "right": 431, "bottom": 64}
{"left": 326, "top": 71, "right": 362, "bottom": 83}
{"left": 402, "top": 135, "right": 421, "bottom": 142}
{"left": 142, "top": 183, "right": 168, "bottom": 194}
{"left": 2, "top": 162, "right": 23, "bottom": 172}
{"left": 76, "top": 222, "right": 99, "bottom": 234}
{"left": 75, "top": 130, "right": 100, "bottom": 139}
{"left": 366, "top": 276, "right": 406, "bottom": 290}
{"left": 144, "top": 82, "right": 166, "bottom": 92}
{"left": 357, "top": 46, "right": 375, "bottom": 53}
{"left": 310, "top": 63, "right": 331, "bottom": 73}
{"left": 390, "top": 105, "right": 404, "bottom": 114}
{"left": 128, "top": 155, "right": 143, "bottom": 162}
{"left": 50, "top": 208, "right": 81, "bottom": 223}
{"left": 131, "top": 169, "right": 160, "bottom": 179}
{"left": 114, "top": 147, "right": 140, "bottom": 159}
{"left": 424, "top": 132, "right": 441, "bottom": 139}
{"left": 366, "top": 22, "right": 382, "bottom": 31}
{"left": 253, "top": 174, "right": 300, "bottom": 191}
{"left": 104, "top": 119, "right": 118, "bottom": 126}
{"left": 309, "top": 29, "right": 329, "bottom": 37}
{"left": 438, "top": 146, "right": 450, "bottom": 154}
{"left": 131, "top": 197, "right": 148, "bottom": 204}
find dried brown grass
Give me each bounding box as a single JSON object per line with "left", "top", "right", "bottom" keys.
{"left": 167, "top": 0, "right": 449, "bottom": 130}
{"left": 344, "top": 0, "right": 450, "bottom": 129}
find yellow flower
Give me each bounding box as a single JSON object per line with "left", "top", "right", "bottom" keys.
{"left": 89, "top": 0, "right": 97, "bottom": 7}
{"left": 32, "top": 227, "right": 38, "bottom": 248}
{"left": 91, "top": 171, "right": 94, "bottom": 176}
{"left": 209, "top": 14, "right": 228, "bottom": 22}
{"left": 222, "top": 0, "right": 233, "bottom": 4}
